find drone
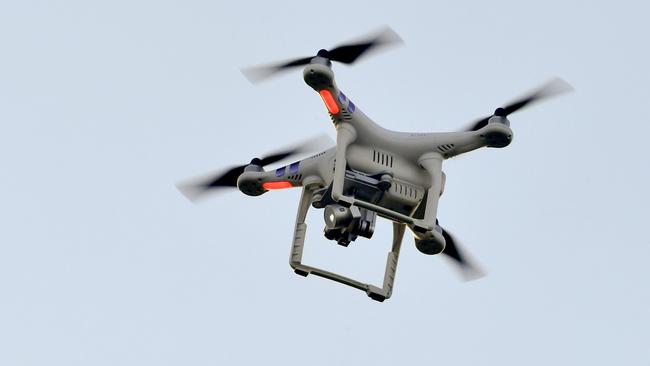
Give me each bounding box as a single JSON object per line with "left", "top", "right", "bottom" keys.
{"left": 178, "top": 27, "right": 571, "bottom": 302}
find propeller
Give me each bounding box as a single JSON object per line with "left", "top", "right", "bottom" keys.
{"left": 439, "top": 224, "right": 486, "bottom": 281}
{"left": 465, "top": 78, "right": 573, "bottom": 132}
{"left": 177, "top": 134, "right": 333, "bottom": 202}
{"left": 242, "top": 26, "right": 403, "bottom": 83}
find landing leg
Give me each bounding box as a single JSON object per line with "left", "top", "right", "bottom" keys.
{"left": 410, "top": 153, "right": 446, "bottom": 254}
{"left": 366, "top": 222, "right": 406, "bottom": 301}
{"left": 289, "top": 187, "right": 314, "bottom": 272}
{"left": 414, "top": 153, "right": 444, "bottom": 231}
{"left": 331, "top": 123, "right": 357, "bottom": 206}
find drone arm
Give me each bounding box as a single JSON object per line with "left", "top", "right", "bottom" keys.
{"left": 433, "top": 123, "right": 513, "bottom": 159}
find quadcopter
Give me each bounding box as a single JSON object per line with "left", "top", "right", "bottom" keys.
{"left": 178, "top": 27, "right": 571, "bottom": 302}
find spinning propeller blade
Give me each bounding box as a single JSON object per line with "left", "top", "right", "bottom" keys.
{"left": 439, "top": 226, "right": 486, "bottom": 281}
{"left": 464, "top": 78, "right": 573, "bottom": 132}
{"left": 177, "top": 134, "right": 333, "bottom": 202}
{"left": 242, "top": 26, "right": 403, "bottom": 83}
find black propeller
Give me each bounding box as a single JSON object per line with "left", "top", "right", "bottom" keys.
{"left": 177, "top": 134, "right": 333, "bottom": 202}
{"left": 242, "top": 26, "right": 402, "bottom": 83}
{"left": 465, "top": 78, "right": 573, "bottom": 132}
{"left": 438, "top": 224, "right": 486, "bottom": 281}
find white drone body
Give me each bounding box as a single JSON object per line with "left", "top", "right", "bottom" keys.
{"left": 179, "top": 28, "right": 570, "bottom": 302}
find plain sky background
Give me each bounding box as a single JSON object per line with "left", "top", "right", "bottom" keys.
{"left": 1, "top": 0, "right": 649, "bottom": 365}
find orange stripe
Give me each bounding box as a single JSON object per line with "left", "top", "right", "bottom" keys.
{"left": 319, "top": 90, "right": 340, "bottom": 114}
{"left": 262, "top": 181, "right": 293, "bottom": 190}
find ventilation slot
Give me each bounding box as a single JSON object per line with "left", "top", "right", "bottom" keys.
{"left": 437, "top": 144, "right": 455, "bottom": 153}
{"left": 287, "top": 174, "right": 303, "bottom": 181}
{"left": 373, "top": 150, "right": 394, "bottom": 167}
{"left": 393, "top": 182, "right": 418, "bottom": 200}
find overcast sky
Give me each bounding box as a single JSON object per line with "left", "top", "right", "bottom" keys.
{"left": 1, "top": 1, "right": 649, "bottom": 365}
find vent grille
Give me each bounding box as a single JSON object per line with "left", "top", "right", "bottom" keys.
{"left": 287, "top": 174, "right": 303, "bottom": 181}
{"left": 373, "top": 150, "right": 394, "bottom": 167}
{"left": 437, "top": 144, "right": 455, "bottom": 153}
{"left": 392, "top": 182, "right": 419, "bottom": 199}
{"left": 329, "top": 109, "right": 352, "bottom": 123}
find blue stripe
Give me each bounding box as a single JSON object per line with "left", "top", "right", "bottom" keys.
{"left": 289, "top": 162, "right": 300, "bottom": 174}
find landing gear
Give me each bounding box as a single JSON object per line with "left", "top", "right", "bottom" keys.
{"left": 289, "top": 187, "right": 405, "bottom": 301}
{"left": 368, "top": 292, "right": 386, "bottom": 302}
{"left": 294, "top": 269, "right": 309, "bottom": 277}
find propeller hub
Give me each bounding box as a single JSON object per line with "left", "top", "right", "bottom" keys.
{"left": 316, "top": 49, "right": 330, "bottom": 58}
{"left": 494, "top": 107, "right": 507, "bottom": 117}
{"left": 249, "top": 158, "right": 263, "bottom": 166}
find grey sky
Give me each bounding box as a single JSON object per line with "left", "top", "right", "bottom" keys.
{"left": 1, "top": 0, "right": 649, "bottom": 365}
